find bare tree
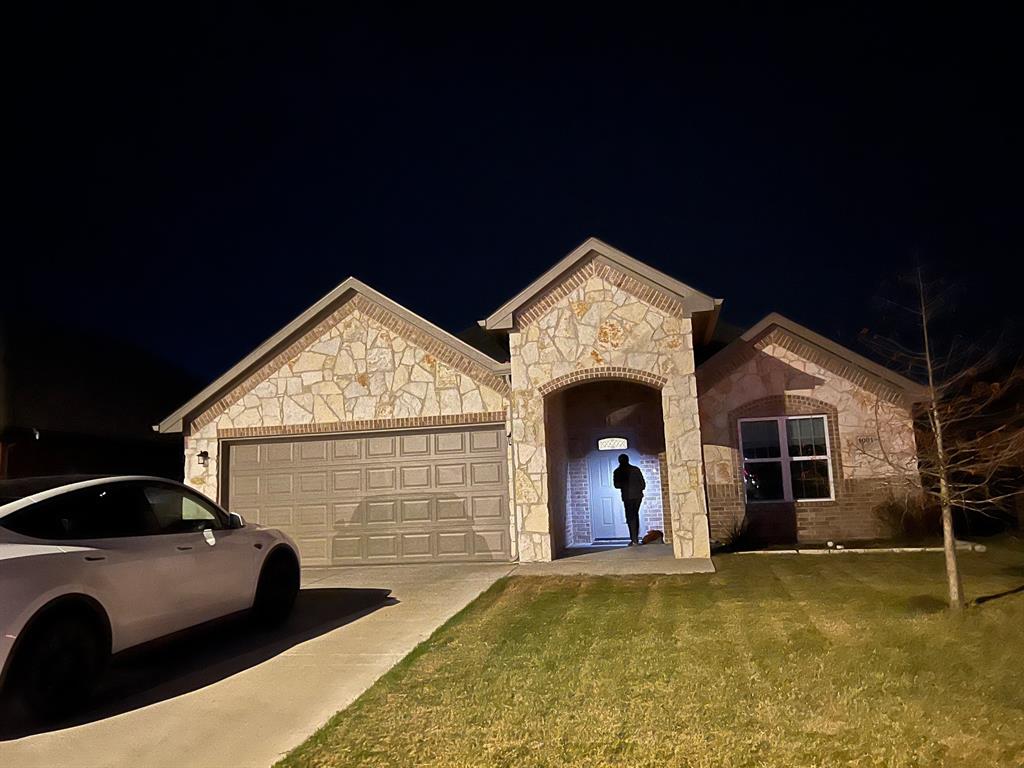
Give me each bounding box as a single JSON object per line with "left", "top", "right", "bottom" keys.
{"left": 859, "top": 268, "right": 1024, "bottom": 611}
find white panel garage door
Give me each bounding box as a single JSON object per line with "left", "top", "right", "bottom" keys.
{"left": 224, "top": 426, "right": 510, "bottom": 565}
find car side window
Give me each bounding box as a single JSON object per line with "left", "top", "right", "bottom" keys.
{"left": 0, "top": 485, "right": 155, "bottom": 540}
{"left": 144, "top": 485, "right": 225, "bottom": 534}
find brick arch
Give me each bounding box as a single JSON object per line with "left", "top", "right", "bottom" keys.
{"left": 537, "top": 366, "right": 668, "bottom": 397}
{"left": 729, "top": 393, "right": 839, "bottom": 426}
{"left": 539, "top": 364, "right": 674, "bottom": 551}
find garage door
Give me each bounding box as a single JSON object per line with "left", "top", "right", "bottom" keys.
{"left": 224, "top": 426, "right": 510, "bottom": 565}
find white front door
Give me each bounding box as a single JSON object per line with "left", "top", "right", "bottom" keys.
{"left": 587, "top": 451, "right": 633, "bottom": 540}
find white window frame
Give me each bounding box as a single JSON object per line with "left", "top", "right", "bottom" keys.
{"left": 737, "top": 415, "right": 835, "bottom": 503}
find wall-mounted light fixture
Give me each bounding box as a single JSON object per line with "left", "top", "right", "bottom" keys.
{"left": 507, "top": 432, "right": 513, "bottom": 446}
{"left": 197, "top": 450, "right": 209, "bottom": 466}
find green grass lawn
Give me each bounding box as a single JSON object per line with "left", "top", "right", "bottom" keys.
{"left": 280, "top": 539, "right": 1024, "bottom": 768}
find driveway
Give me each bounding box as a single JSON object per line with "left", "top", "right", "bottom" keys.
{"left": 0, "top": 563, "right": 513, "bottom": 768}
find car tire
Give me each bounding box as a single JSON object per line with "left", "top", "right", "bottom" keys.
{"left": 13, "top": 608, "right": 106, "bottom": 720}
{"left": 252, "top": 550, "right": 300, "bottom": 627}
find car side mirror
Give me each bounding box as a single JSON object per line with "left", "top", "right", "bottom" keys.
{"left": 227, "top": 512, "right": 245, "bottom": 530}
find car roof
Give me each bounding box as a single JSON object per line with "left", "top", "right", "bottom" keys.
{"left": 0, "top": 475, "right": 108, "bottom": 499}
{"left": 0, "top": 475, "right": 187, "bottom": 518}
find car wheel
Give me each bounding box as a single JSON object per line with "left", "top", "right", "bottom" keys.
{"left": 14, "top": 609, "right": 106, "bottom": 720}
{"left": 252, "top": 550, "right": 300, "bottom": 627}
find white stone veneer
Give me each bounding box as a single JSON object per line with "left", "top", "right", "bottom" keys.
{"left": 510, "top": 271, "right": 709, "bottom": 561}
{"left": 184, "top": 305, "right": 508, "bottom": 503}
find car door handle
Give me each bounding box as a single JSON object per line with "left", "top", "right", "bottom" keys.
{"left": 176, "top": 545, "right": 193, "bottom": 551}
{"left": 83, "top": 555, "right": 106, "bottom": 562}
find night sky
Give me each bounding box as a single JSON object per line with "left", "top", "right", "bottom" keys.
{"left": 11, "top": 4, "right": 1023, "bottom": 384}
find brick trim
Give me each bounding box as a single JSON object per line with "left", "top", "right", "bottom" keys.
{"left": 216, "top": 410, "right": 507, "bottom": 440}
{"left": 517, "top": 258, "right": 595, "bottom": 328}
{"left": 706, "top": 395, "right": 846, "bottom": 544}
{"left": 756, "top": 327, "right": 903, "bottom": 403}
{"left": 517, "top": 258, "right": 688, "bottom": 328}
{"left": 537, "top": 367, "right": 668, "bottom": 396}
{"left": 192, "top": 293, "right": 509, "bottom": 435}
{"left": 193, "top": 302, "right": 357, "bottom": 433}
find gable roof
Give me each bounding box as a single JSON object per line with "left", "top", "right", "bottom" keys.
{"left": 481, "top": 237, "right": 723, "bottom": 339}
{"left": 156, "top": 277, "right": 509, "bottom": 434}
{"left": 698, "top": 312, "right": 928, "bottom": 401}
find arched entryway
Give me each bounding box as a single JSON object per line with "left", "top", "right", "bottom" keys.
{"left": 543, "top": 379, "right": 670, "bottom": 556}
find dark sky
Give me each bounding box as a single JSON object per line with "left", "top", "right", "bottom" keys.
{"left": 11, "top": 3, "right": 1023, "bottom": 382}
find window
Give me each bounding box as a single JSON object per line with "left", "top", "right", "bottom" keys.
{"left": 0, "top": 484, "right": 155, "bottom": 540}
{"left": 739, "top": 416, "right": 833, "bottom": 502}
{"left": 597, "top": 437, "right": 628, "bottom": 451}
{"left": 144, "top": 484, "right": 225, "bottom": 534}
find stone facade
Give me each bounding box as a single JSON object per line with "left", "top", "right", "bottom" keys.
{"left": 170, "top": 239, "right": 924, "bottom": 564}
{"left": 509, "top": 259, "right": 708, "bottom": 561}
{"left": 697, "top": 327, "right": 918, "bottom": 543}
{"left": 183, "top": 295, "right": 509, "bottom": 506}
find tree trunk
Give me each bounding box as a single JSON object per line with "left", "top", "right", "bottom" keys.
{"left": 939, "top": 482, "right": 965, "bottom": 611}
{"left": 934, "top": 420, "right": 964, "bottom": 610}
{"left": 918, "top": 267, "right": 965, "bottom": 611}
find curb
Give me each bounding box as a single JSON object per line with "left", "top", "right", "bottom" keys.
{"left": 730, "top": 541, "right": 987, "bottom": 555}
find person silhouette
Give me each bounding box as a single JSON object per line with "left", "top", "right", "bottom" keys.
{"left": 612, "top": 453, "right": 646, "bottom": 545}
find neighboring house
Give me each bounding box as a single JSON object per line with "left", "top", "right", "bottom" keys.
{"left": 158, "top": 238, "right": 923, "bottom": 565}
{"left": 1, "top": 316, "right": 196, "bottom": 480}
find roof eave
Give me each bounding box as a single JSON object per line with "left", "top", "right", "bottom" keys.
{"left": 481, "top": 236, "right": 719, "bottom": 330}
{"left": 739, "top": 312, "right": 926, "bottom": 397}
{"left": 157, "top": 277, "right": 507, "bottom": 434}
{"left": 701, "top": 299, "right": 725, "bottom": 345}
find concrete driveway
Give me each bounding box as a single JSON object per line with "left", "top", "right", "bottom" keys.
{"left": 0, "top": 563, "right": 513, "bottom": 768}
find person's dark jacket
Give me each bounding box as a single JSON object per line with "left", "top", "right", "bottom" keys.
{"left": 613, "top": 463, "right": 646, "bottom": 501}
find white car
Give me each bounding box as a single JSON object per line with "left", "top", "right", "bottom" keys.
{"left": 0, "top": 475, "right": 300, "bottom": 718}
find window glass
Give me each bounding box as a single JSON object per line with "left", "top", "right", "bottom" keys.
{"left": 791, "top": 459, "right": 831, "bottom": 500}
{"left": 0, "top": 485, "right": 154, "bottom": 539}
{"left": 740, "top": 420, "right": 781, "bottom": 459}
{"left": 743, "top": 462, "right": 785, "bottom": 501}
{"left": 739, "top": 415, "right": 833, "bottom": 503}
{"left": 144, "top": 485, "right": 224, "bottom": 534}
{"left": 787, "top": 417, "right": 827, "bottom": 457}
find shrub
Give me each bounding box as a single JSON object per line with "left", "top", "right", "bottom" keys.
{"left": 874, "top": 492, "right": 941, "bottom": 540}
{"left": 720, "top": 518, "right": 756, "bottom": 552}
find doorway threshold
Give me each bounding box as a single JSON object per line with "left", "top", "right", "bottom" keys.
{"left": 520, "top": 545, "right": 716, "bottom": 575}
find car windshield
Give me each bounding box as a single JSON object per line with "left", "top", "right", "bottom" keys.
{"left": 0, "top": 475, "right": 106, "bottom": 507}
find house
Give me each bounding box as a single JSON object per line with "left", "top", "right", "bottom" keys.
{"left": 158, "top": 238, "right": 923, "bottom": 565}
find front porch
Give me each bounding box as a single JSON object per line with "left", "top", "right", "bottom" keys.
{"left": 513, "top": 543, "right": 716, "bottom": 575}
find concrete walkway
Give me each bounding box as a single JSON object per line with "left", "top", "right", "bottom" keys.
{"left": 0, "top": 563, "right": 513, "bottom": 768}
{"left": 513, "top": 543, "right": 716, "bottom": 575}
